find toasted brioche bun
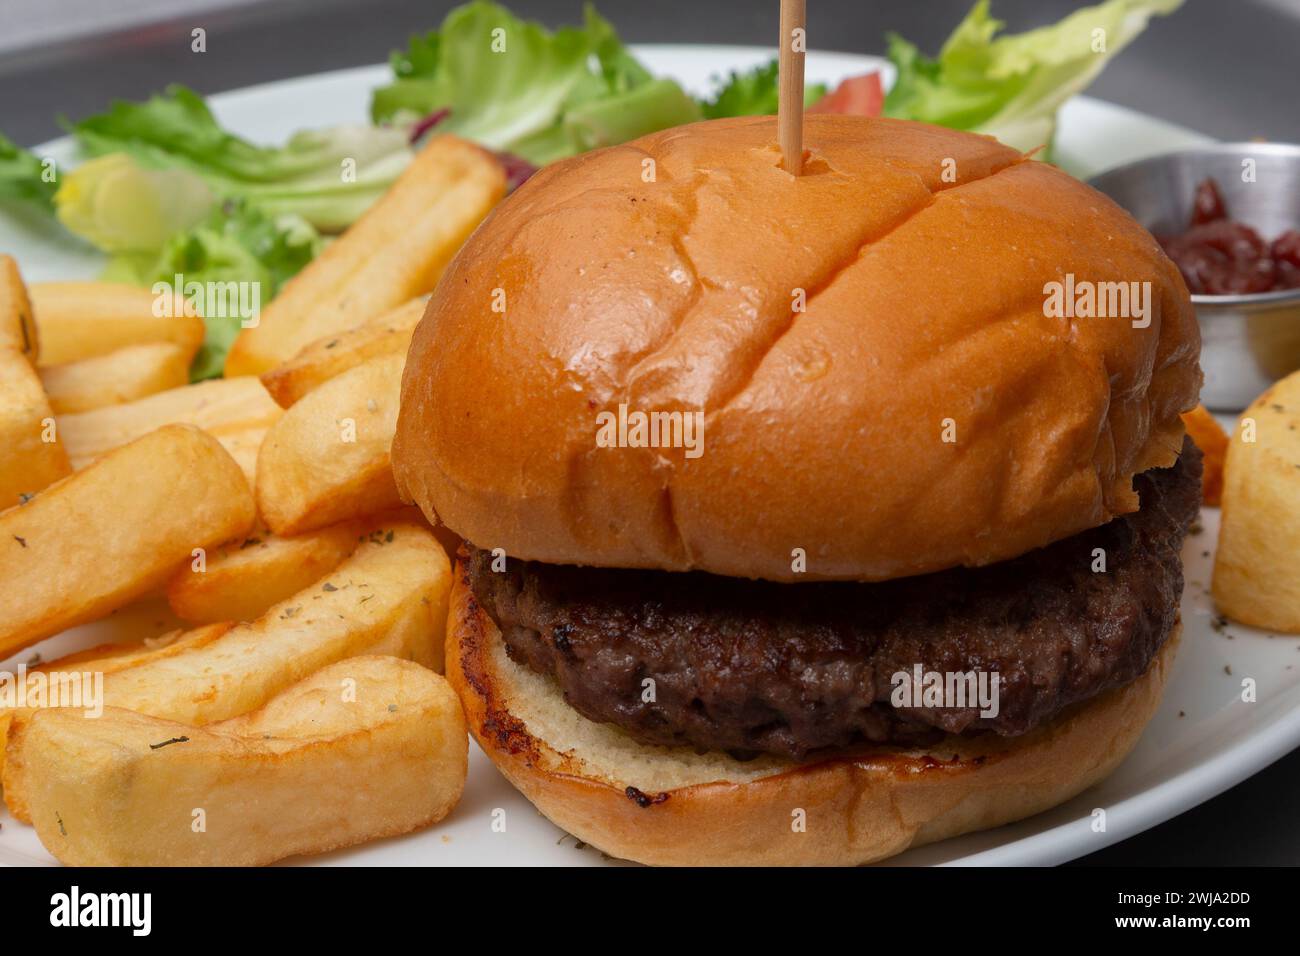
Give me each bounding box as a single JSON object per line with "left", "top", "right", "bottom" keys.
{"left": 395, "top": 115, "right": 1200, "bottom": 582}
{"left": 447, "top": 566, "right": 1179, "bottom": 867}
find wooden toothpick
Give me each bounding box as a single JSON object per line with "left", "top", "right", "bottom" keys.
{"left": 778, "top": 0, "right": 807, "bottom": 175}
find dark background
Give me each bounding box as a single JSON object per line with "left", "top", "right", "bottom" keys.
{"left": 1, "top": 0, "right": 1298, "bottom": 865}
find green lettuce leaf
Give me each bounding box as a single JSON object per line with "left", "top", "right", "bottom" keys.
{"left": 0, "top": 133, "right": 58, "bottom": 210}
{"left": 371, "top": 1, "right": 700, "bottom": 164}
{"left": 884, "top": 0, "right": 1183, "bottom": 154}
{"left": 700, "top": 60, "right": 826, "bottom": 119}
{"left": 71, "top": 85, "right": 412, "bottom": 232}
{"left": 55, "top": 152, "right": 213, "bottom": 253}
{"left": 105, "top": 199, "right": 322, "bottom": 380}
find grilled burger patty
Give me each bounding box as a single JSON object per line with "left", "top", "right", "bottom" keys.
{"left": 467, "top": 439, "right": 1201, "bottom": 760}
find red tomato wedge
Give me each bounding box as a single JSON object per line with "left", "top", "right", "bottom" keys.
{"left": 808, "top": 72, "right": 884, "bottom": 117}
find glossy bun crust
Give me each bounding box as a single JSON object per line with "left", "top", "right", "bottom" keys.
{"left": 394, "top": 116, "right": 1200, "bottom": 582}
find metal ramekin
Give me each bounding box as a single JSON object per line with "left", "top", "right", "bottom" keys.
{"left": 1088, "top": 142, "right": 1300, "bottom": 411}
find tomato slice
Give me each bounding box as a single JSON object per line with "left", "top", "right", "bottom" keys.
{"left": 807, "top": 72, "right": 884, "bottom": 117}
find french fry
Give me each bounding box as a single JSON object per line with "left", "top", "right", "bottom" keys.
{"left": 23, "top": 622, "right": 232, "bottom": 676}
{"left": 0, "top": 258, "right": 70, "bottom": 508}
{"left": 0, "top": 424, "right": 255, "bottom": 658}
{"left": 0, "top": 623, "right": 233, "bottom": 775}
{"left": 96, "top": 521, "right": 447, "bottom": 717}
{"left": 24, "top": 656, "right": 467, "bottom": 866}
{"left": 30, "top": 281, "right": 204, "bottom": 367}
{"left": 3, "top": 521, "right": 449, "bottom": 821}
{"left": 0, "top": 349, "right": 70, "bottom": 510}
{"left": 1181, "top": 404, "right": 1228, "bottom": 507}
{"left": 207, "top": 422, "right": 270, "bottom": 487}
{"left": 224, "top": 135, "right": 505, "bottom": 376}
{"left": 1213, "top": 371, "right": 1300, "bottom": 632}
{"left": 0, "top": 256, "right": 39, "bottom": 358}
{"left": 39, "top": 341, "right": 190, "bottom": 413}
{"left": 256, "top": 352, "right": 404, "bottom": 535}
{"left": 57, "top": 375, "right": 281, "bottom": 469}
{"left": 261, "top": 296, "right": 428, "bottom": 407}
{"left": 166, "top": 519, "right": 366, "bottom": 623}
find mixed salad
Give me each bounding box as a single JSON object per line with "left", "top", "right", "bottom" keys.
{"left": 0, "top": 0, "right": 1180, "bottom": 378}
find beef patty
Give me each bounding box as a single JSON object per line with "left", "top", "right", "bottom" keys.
{"left": 467, "top": 439, "right": 1201, "bottom": 760}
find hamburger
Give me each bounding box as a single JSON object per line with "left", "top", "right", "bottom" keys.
{"left": 392, "top": 115, "right": 1202, "bottom": 866}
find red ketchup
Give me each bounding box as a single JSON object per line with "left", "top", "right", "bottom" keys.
{"left": 1159, "top": 178, "right": 1300, "bottom": 295}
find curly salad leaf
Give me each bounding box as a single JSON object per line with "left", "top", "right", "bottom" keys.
{"left": 103, "top": 200, "right": 322, "bottom": 380}
{"left": 701, "top": 60, "right": 826, "bottom": 119}
{"left": 371, "top": 1, "right": 700, "bottom": 164}
{"left": 71, "top": 85, "right": 412, "bottom": 233}
{"left": 884, "top": 0, "right": 1183, "bottom": 155}
{"left": 0, "top": 134, "right": 59, "bottom": 210}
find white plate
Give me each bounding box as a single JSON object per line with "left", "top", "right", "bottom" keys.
{"left": 2, "top": 46, "right": 1293, "bottom": 868}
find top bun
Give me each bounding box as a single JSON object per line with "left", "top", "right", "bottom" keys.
{"left": 393, "top": 116, "right": 1200, "bottom": 582}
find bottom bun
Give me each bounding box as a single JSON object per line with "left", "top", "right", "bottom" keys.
{"left": 447, "top": 563, "right": 1180, "bottom": 866}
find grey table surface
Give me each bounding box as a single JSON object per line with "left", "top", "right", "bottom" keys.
{"left": 1, "top": 0, "right": 1298, "bottom": 866}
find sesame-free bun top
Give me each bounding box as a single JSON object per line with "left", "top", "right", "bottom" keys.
{"left": 393, "top": 116, "right": 1201, "bottom": 582}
